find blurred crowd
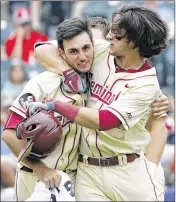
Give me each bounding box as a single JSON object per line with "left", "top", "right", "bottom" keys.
{"left": 1, "top": 1, "right": 175, "bottom": 201}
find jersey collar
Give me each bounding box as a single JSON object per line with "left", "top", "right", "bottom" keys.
{"left": 114, "top": 59, "right": 151, "bottom": 73}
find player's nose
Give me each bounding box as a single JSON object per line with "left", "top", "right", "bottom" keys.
{"left": 106, "top": 30, "right": 113, "bottom": 41}
{"left": 78, "top": 51, "right": 87, "bottom": 61}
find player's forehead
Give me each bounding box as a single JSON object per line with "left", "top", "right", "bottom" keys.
{"left": 63, "top": 32, "right": 93, "bottom": 50}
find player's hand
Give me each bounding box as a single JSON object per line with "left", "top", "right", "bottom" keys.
{"left": 26, "top": 101, "right": 55, "bottom": 117}
{"left": 61, "top": 69, "right": 88, "bottom": 93}
{"left": 150, "top": 94, "right": 169, "bottom": 117}
{"left": 35, "top": 166, "right": 61, "bottom": 189}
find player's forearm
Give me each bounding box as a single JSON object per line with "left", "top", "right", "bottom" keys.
{"left": 75, "top": 107, "right": 100, "bottom": 129}
{"left": 29, "top": 101, "right": 121, "bottom": 130}
{"left": 2, "top": 129, "right": 27, "bottom": 157}
{"left": 23, "top": 157, "right": 48, "bottom": 173}
{"left": 46, "top": 100, "right": 120, "bottom": 130}
{"left": 34, "top": 44, "right": 71, "bottom": 74}
{"left": 2, "top": 129, "right": 48, "bottom": 171}
{"left": 146, "top": 117, "right": 167, "bottom": 164}
{"left": 53, "top": 101, "right": 99, "bottom": 129}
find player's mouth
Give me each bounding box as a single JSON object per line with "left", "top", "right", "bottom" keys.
{"left": 77, "top": 61, "right": 89, "bottom": 68}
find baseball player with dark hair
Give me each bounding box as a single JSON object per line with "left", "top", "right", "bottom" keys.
{"left": 88, "top": 16, "right": 111, "bottom": 39}
{"left": 31, "top": 5, "right": 169, "bottom": 201}
{"left": 2, "top": 19, "right": 93, "bottom": 201}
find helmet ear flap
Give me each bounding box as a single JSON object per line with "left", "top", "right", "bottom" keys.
{"left": 17, "top": 139, "right": 34, "bottom": 162}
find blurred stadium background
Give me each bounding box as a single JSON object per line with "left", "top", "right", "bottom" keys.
{"left": 1, "top": 1, "right": 175, "bottom": 201}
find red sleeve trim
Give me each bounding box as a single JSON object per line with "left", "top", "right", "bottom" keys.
{"left": 107, "top": 107, "right": 130, "bottom": 129}
{"left": 99, "top": 110, "right": 121, "bottom": 131}
{"left": 3, "top": 112, "right": 25, "bottom": 130}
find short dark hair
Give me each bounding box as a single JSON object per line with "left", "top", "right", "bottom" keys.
{"left": 88, "top": 17, "right": 111, "bottom": 38}
{"left": 112, "top": 5, "right": 169, "bottom": 58}
{"left": 56, "top": 18, "right": 93, "bottom": 50}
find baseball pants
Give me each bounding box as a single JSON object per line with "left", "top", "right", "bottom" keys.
{"left": 14, "top": 163, "right": 76, "bottom": 201}
{"left": 75, "top": 155, "right": 165, "bottom": 201}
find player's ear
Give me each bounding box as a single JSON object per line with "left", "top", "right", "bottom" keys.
{"left": 58, "top": 48, "right": 66, "bottom": 60}
{"left": 128, "top": 40, "right": 135, "bottom": 49}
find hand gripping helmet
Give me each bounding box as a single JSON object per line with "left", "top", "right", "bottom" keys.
{"left": 16, "top": 109, "right": 62, "bottom": 161}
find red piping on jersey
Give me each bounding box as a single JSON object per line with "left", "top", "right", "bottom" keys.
{"left": 144, "top": 159, "right": 159, "bottom": 201}
{"left": 107, "top": 107, "right": 130, "bottom": 129}
{"left": 95, "top": 130, "right": 102, "bottom": 157}
{"left": 4, "top": 112, "right": 24, "bottom": 130}
{"left": 109, "top": 74, "right": 157, "bottom": 91}
{"left": 60, "top": 85, "right": 76, "bottom": 105}
{"left": 99, "top": 54, "right": 111, "bottom": 110}
{"left": 54, "top": 125, "right": 71, "bottom": 170}
{"left": 85, "top": 132, "right": 94, "bottom": 157}
{"left": 67, "top": 124, "right": 78, "bottom": 167}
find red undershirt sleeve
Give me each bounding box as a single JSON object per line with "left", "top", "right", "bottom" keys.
{"left": 54, "top": 100, "right": 80, "bottom": 122}
{"left": 3, "top": 112, "right": 25, "bottom": 130}
{"left": 99, "top": 110, "right": 121, "bottom": 131}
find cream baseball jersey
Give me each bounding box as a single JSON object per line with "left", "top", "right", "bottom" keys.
{"left": 35, "top": 40, "right": 162, "bottom": 157}
{"left": 10, "top": 71, "right": 85, "bottom": 171}
{"left": 79, "top": 39, "right": 162, "bottom": 157}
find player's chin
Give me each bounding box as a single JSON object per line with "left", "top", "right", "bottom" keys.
{"left": 77, "top": 65, "right": 91, "bottom": 73}
{"left": 108, "top": 49, "right": 116, "bottom": 56}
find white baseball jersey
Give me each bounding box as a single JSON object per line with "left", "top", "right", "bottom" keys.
{"left": 10, "top": 71, "right": 86, "bottom": 171}
{"left": 79, "top": 39, "right": 162, "bottom": 157}
{"left": 26, "top": 171, "right": 76, "bottom": 201}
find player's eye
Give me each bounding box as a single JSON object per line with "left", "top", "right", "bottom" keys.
{"left": 70, "top": 50, "right": 77, "bottom": 54}
{"left": 83, "top": 46, "right": 90, "bottom": 51}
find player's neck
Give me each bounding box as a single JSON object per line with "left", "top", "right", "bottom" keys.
{"left": 115, "top": 52, "right": 145, "bottom": 70}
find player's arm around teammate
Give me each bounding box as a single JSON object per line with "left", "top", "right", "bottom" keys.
{"left": 145, "top": 94, "right": 169, "bottom": 164}
{"left": 34, "top": 40, "right": 169, "bottom": 116}
{"left": 31, "top": 12, "right": 170, "bottom": 201}
{"left": 33, "top": 24, "right": 170, "bottom": 163}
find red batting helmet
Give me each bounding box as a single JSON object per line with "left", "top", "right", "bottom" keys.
{"left": 16, "top": 109, "right": 62, "bottom": 160}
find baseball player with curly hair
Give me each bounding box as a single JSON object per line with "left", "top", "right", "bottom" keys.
{"left": 31, "top": 5, "right": 169, "bottom": 201}
{"left": 4, "top": 12, "right": 168, "bottom": 200}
